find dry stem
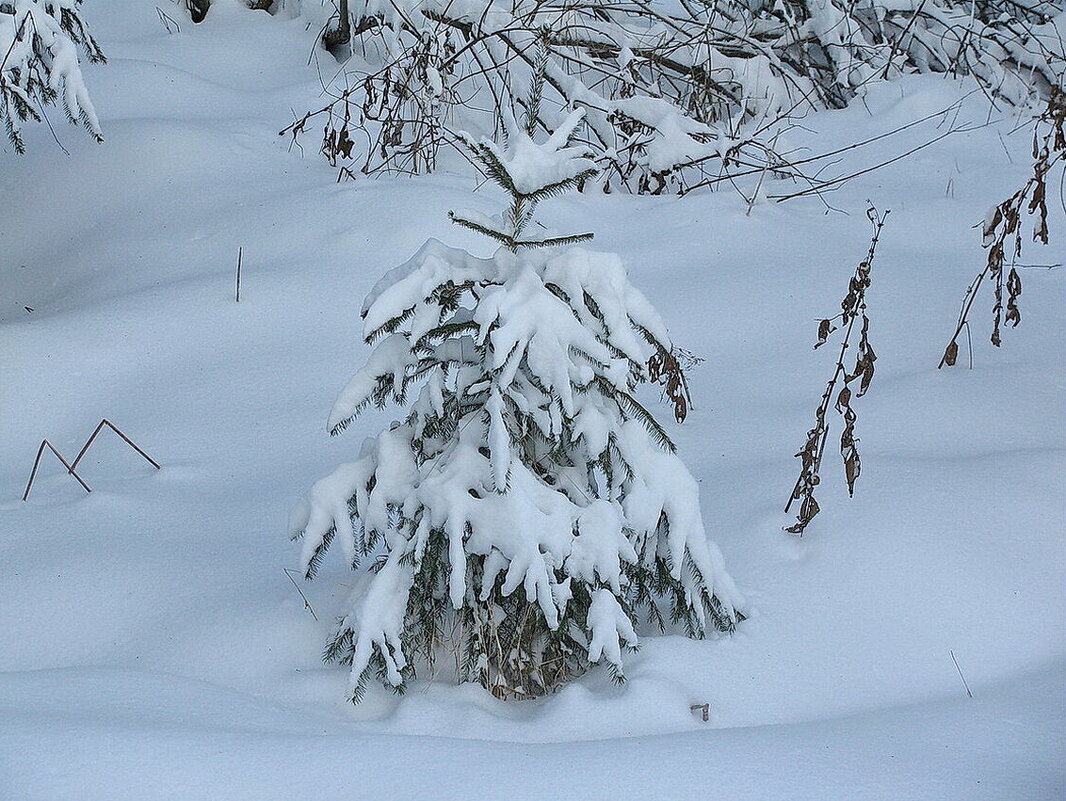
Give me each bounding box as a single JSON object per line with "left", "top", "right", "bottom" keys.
{"left": 785, "top": 206, "right": 889, "bottom": 535}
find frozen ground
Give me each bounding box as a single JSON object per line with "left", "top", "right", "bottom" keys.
{"left": 1, "top": 1, "right": 1063, "bottom": 798}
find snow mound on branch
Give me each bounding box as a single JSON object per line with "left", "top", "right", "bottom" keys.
{"left": 462, "top": 109, "right": 597, "bottom": 196}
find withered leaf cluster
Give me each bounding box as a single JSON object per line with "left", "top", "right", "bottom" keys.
{"left": 785, "top": 207, "right": 888, "bottom": 535}
{"left": 941, "top": 88, "right": 1065, "bottom": 367}
{"left": 323, "top": 122, "right": 355, "bottom": 165}
{"left": 648, "top": 349, "right": 693, "bottom": 424}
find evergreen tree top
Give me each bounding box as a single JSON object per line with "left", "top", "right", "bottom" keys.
{"left": 451, "top": 108, "right": 598, "bottom": 252}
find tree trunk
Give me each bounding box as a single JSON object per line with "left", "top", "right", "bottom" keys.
{"left": 187, "top": 0, "right": 211, "bottom": 24}
{"left": 323, "top": 0, "right": 352, "bottom": 59}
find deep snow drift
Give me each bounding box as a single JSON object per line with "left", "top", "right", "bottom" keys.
{"left": 1, "top": 2, "right": 1063, "bottom": 799}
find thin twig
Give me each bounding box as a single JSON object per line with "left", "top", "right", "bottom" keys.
{"left": 235, "top": 247, "right": 243, "bottom": 303}
{"left": 156, "top": 7, "right": 181, "bottom": 34}
{"left": 71, "top": 419, "right": 161, "bottom": 471}
{"left": 284, "top": 568, "right": 319, "bottom": 621}
{"left": 22, "top": 440, "right": 92, "bottom": 501}
{"left": 949, "top": 649, "right": 974, "bottom": 698}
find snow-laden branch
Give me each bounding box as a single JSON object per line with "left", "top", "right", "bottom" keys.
{"left": 0, "top": 0, "right": 104, "bottom": 153}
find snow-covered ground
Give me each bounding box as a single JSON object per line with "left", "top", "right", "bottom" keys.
{"left": 1, "top": 2, "right": 1063, "bottom": 798}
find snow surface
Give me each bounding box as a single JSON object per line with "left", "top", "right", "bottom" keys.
{"left": 1, "top": 1, "right": 1063, "bottom": 798}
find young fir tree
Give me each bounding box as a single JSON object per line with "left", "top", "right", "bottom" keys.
{"left": 291, "top": 107, "right": 743, "bottom": 702}
{"left": 0, "top": 0, "right": 105, "bottom": 153}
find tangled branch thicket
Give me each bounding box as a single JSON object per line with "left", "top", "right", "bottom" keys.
{"left": 279, "top": 0, "right": 1065, "bottom": 193}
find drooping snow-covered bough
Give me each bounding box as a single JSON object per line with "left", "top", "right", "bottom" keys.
{"left": 291, "top": 108, "right": 743, "bottom": 702}
{"left": 0, "top": 0, "right": 105, "bottom": 153}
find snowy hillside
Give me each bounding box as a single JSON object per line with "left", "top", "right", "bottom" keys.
{"left": 1, "top": 1, "right": 1063, "bottom": 799}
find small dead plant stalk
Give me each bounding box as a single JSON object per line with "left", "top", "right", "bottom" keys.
{"left": 71, "top": 419, "right": 161, "bottom": 472}
{"left": 785, "top": 206, "right": 889, "bottom": 535}
{"left": 21, "top": 419, "right": 160, "bottom": 502}
{"left": 22, "top": 440, "right": 92, "bottom": 501}
{"left": 940, "top": 88, "right": 1066, "bottom": 368}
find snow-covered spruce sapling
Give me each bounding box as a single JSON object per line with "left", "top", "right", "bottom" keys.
{"left": 0, "top": 0, "right": 105, "bottom": 153}
{"left": 291, "top": 108, "right": 743, "bottom": 702}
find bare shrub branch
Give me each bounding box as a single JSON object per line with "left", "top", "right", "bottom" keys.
{"left": 785, "top": 206, "right": 889, "bottom": 535}
{"left": 939, "top": 88, "right": 1065, "bottom": 368}
{"left": 276, "top": 1, "right": 1064, "bottom": 194}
